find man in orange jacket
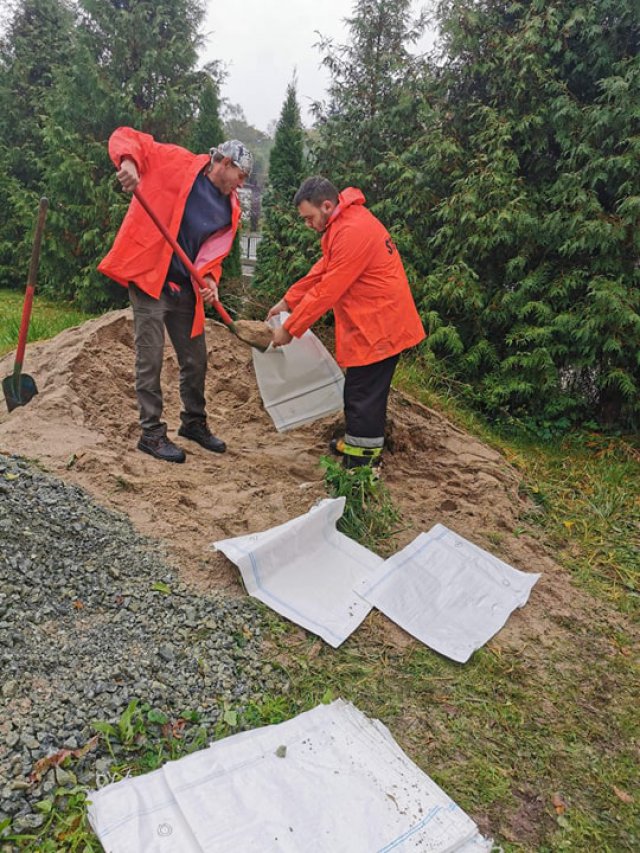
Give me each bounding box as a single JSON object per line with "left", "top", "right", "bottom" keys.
{"left": 269, "top": 176, "right": 425, "bottom": 467}
{"left": 100, "top": 127, "right": 253, "bottom": 463}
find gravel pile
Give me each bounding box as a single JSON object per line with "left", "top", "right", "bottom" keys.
{"left": 0, "top": 453, "right": 287, "bottom": 834}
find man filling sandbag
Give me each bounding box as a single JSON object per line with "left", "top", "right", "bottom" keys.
{"left": 268, "top": 176, "right": 425, "bottom": 468}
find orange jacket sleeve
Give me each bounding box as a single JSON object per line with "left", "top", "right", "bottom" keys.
{"left": 284, "top": 257, "right": 326, "bottom": 310}
{"left": 284, "top": 227, "right": 371, "bottom": 338}
{"left": 107, "top": 127, "right": 156, "bottom": 175}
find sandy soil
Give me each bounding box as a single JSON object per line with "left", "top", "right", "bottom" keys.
{"left": 0, "top": 310, "right": 606, "bottom": 654}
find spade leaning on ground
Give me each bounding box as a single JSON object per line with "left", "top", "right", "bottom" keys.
{"left": 269, "top": 176, "right": 425, "bottom": 469}
{"left": 98, "top": 126, "right": 254, "bottom": 463}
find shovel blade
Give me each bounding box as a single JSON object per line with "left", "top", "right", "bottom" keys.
{"left": 3, "top": 373, "right": 38, "bottom": 412}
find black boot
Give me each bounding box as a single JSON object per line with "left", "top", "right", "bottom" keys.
{"left": 178, "top": 421, "right": 226, "bottom": 453}
{"left": 137, "top": 432, "right": 186, "bottom": 463}
{"left": 342, "top": 452, "right": 383, "bottom": 469}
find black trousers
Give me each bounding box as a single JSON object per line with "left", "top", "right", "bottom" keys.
{"left": 343, "top": 353, "right": 400, "bottom": 449}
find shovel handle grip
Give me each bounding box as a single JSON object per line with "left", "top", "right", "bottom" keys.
{"left": 15, "top": 197, "right": 48, "bottom": 373}
{"left": 132, "top": 187, "right": 235, "bottom": 328}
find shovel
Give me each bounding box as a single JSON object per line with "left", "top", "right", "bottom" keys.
{"left": 133, "top": 187, "right": 271, "bottom": 351}
{"left": 3, "top": 197, "right": 49, "bottom": 412}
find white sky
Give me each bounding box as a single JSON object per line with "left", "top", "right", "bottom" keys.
{"left": 200, "top": 1, "right": 437, "bottom": 133}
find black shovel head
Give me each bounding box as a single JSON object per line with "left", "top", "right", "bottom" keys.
{"left": 2, "top": 373, "right": 38, "bottom": 412}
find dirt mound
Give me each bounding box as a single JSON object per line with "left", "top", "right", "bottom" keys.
{"left": 0, "top": 310, "right": 583, "bottom": 650}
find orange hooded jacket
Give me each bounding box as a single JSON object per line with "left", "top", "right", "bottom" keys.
{"left": 98, "top": 127, "right": 241, "bottom": 338}
{"left": 283, "top": 188, "right": 425, "bottom": 368}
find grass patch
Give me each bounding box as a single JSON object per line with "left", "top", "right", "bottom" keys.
{"left": 0, "top": 289, "right": 96, "bottom": 357}
{"left": 508, "top": 434, "right": 640, "bottom": 605}
{"left": 321, "top": 455, "right": 403, "bottom": 555}
{"left": 394, "top": 358, "right": 640, "bottom": 611}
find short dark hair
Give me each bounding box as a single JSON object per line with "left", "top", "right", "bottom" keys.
{"left": 293, "top": 176, "right": 339, "bottom": 207}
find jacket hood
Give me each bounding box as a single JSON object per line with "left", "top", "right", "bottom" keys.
{"left": 325, "top": 187, "right": 365, "bottom": 230}
{"left": 338, "top": 187, "right": 365, "bottom": 208}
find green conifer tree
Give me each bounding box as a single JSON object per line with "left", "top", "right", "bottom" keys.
{"left": 253, "top": 80, "right": 316, "bottom": 310}
{"left": 0, "top": 0, "right": 75, "bottom": 287}
{"left": 313, "top": 0, "right": 427, "bottom": 203}
{"left": 189, "top": 72, "right": 225, "bottom": 154}
{"left": 391, "top": 0, "right": 640, "bottom": 428}
{"left": 37, "top": 0, "right": 210, "bottom": 309}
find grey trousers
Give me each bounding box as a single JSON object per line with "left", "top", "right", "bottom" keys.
{"left": 129, "top": 284, "right": 207, "bottom": 434}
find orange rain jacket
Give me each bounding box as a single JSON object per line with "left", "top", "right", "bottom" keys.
{"left": 98, "top": 127, "right": 241, "bottom": 338}
{"left": 284, "top": 188, "right": 425, "bottom": 367}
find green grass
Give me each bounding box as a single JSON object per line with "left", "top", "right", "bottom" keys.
{"left": 321, "top": 455, "right": 404, "bottom": 555}
{"left": 395, "top": 359, "right": 640, "bottom": 609}
{"left": 509, "top": 434, "right": 640, "bottom": 601}
{"left": 10, "top": 636, "right": 635, "bottom": 851}
{"left": 0, "top": 289, "right": 96, "bottom": 358}
{"left": 2, "top": 319, "right": 638, "bottom": 851}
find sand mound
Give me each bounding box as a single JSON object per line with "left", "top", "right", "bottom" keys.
{"left": 0, "top": 310, "right": 585, "bottom": 650}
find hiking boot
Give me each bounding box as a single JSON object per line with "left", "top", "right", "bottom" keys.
{"left": 178, "top": 422, "right": 226, "bottom": 454}
{"left": 137, "top": 432, "right": 186, "bottom": 463}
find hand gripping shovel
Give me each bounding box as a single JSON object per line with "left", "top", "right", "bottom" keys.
{"left": 133, "top": 187, "right": 271, "bottom": 351}
{"left": 3, "top": 197, "right": 49, "bottom": 412}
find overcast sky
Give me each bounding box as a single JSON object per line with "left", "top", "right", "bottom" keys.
{"left": 200, "top": 1, "right": 437, "bottom": 133}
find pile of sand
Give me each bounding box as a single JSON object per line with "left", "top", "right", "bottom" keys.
{"left": 0, "top": 310, "right": 582, "bottom": 649}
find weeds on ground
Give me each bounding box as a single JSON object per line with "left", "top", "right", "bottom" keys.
{"left": 3, "top": 700, "right": 210, "bottom": 851}
{"left": 321, "top": 455, "right": 404, "bottom": 555}
{"left": 1, "top": 785, "right": 98, "bottom": 853}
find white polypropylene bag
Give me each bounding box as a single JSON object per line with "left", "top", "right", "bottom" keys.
{"left": 252, "top": 312, "right": 344, "bottom": 431}
{"left": 214, "top": 498, "right": 382, "bottom": 647}
{"left": 88, "top": 700, "right": 492, "bottom": 853}
{"left": 355, "top": 524, "right": 541, "bottom": 663}
{"left": 86, "top": 765, "right": 201, "bottom": 853}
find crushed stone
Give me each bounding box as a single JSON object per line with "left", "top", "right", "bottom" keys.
{"left": 0, "top": 453, "right": 286, "bottom": 829}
